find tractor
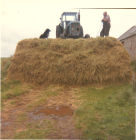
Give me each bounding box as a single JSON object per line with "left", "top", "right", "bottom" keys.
{"left": 56, "top": 12, "right": 89, "bottom": 39}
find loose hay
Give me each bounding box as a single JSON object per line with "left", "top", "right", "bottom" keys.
{"left": 8, "top": 37, "right": 132, "bottom": 85}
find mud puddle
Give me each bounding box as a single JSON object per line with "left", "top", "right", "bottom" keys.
{"left": 34, "top": 105, "right": 73, "bottom": 116}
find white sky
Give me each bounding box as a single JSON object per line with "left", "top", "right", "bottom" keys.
{"left": 1, "top": 0, "right": 136, "bottom": 57}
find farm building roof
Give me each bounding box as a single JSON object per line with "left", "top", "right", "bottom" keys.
{"left": 118, "top": 25, "right": 136, "bottom": 41}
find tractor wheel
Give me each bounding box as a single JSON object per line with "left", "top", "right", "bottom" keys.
{"left": 56, "top": 25, "right": 62, "bottom": 38}
{"left": 84, "top": 34, "right": 90, "bottom": 38}
{"left": 79, "top": 26, "right": 83, "bottom": 37}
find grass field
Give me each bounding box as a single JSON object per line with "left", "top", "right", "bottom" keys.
{"left": 1, "top": 57, "right": 135, "bottom": 139}
{"left": 75, "top": 84, "right": 135, "bottom": 140}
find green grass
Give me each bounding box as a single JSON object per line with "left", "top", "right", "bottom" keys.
{"left": 1, "top": 57, "right": 32, "bottom": 101}
{"left": 75, "top": 84, "right": 135, "bottom": 140}
{"left": 26, "top": 86, "right": 61, "bottom": 110}
{"left": 1, "top": 81, "right": 29, "bottom": 100}
{"left": 14, "top": 129, "right": 49, "bottom": 139}
{"left": 1, "top": 57, "right": 11, "bottom": 80}
{"left": 1, "top": 80, "right": 21, "bottom": 92}
{"left": 14, "top": 119, "right": 54, "bottom": 139}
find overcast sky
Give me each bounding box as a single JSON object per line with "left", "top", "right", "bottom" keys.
{"left": 1, "top": 0, "right": 136, "bottom": 57}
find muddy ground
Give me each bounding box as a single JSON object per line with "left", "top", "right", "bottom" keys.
{"left": 1, "top": 87, "right": 82, "bottom": 139}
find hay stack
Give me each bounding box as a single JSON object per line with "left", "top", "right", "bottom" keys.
{"left": 8, "top": 37, "right": 132, "bottom": 85}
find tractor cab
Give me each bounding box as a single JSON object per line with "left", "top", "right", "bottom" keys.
{"left": 60, "top": 12, "right": 80, "bottom": 29}
{"left": 56, "top": 12, "right": 83, "bottom": 38}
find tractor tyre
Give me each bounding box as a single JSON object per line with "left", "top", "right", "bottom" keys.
{"left": 56, "top": 25, "right": 62, "bottom": 38}
{"left": 79, "top": 26, "right": 83, "bottom": 37}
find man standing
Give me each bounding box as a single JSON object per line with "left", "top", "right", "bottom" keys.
{"left": 100, "top": 12, "right": 111, "bottom": 37}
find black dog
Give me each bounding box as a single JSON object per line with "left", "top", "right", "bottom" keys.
{"left": 39, "top": 28, "right": 51, "bottom": 39}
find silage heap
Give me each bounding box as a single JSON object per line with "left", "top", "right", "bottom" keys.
{"left": 8, "top": 37, "right": 132, "bottom": 85}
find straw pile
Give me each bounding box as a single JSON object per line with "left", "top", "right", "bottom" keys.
{"left": 8, "top": 37, "right": 132, "bottom": 85}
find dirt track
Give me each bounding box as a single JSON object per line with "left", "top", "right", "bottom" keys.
{"left": 1, "top": 87, "right": 82, "bottom": 139}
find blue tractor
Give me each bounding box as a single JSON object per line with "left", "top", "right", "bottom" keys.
{"left": 56, "top": 12, "right": 87, "bottom": 38}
